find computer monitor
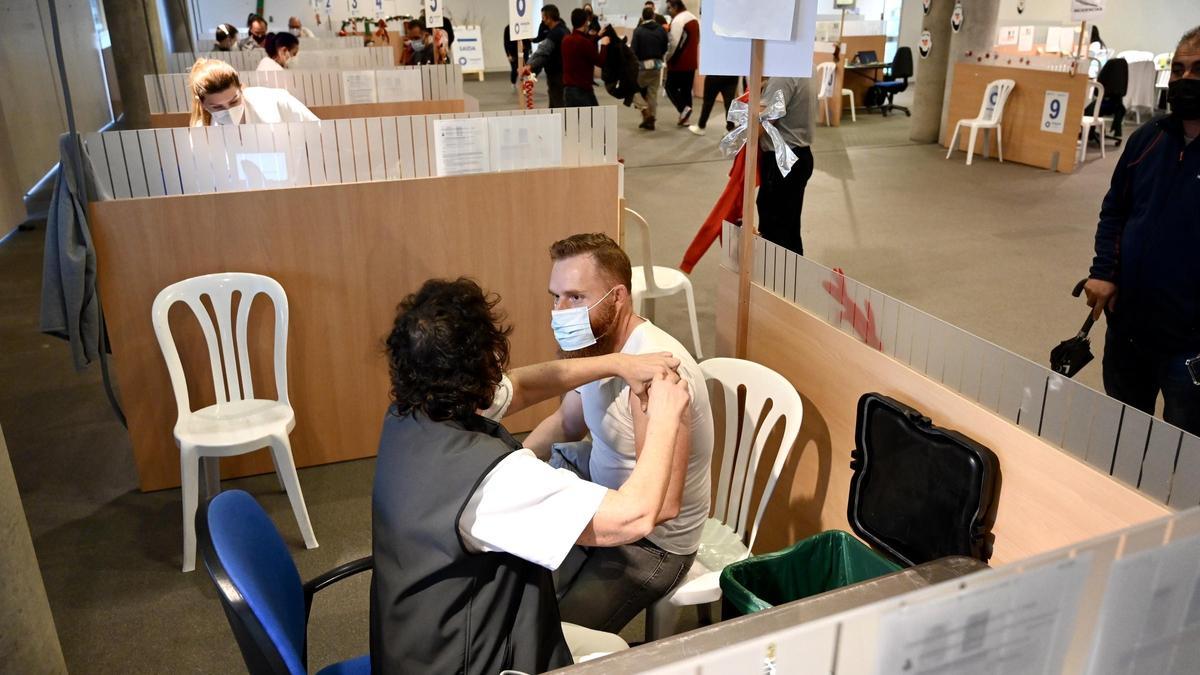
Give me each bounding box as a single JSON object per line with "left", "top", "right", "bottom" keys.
{"left": 854, "top": 50, "right": 879, "bottom": 64}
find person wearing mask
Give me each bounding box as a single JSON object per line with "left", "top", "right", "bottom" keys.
{"left": 645, "top": 1, "right": 668, "bottom": 28}
{"left": 238, "top": 14, "right": 268, "bottom": 51}
{"left": 582, "top": 3, "right": 602, "bottom": 35}
{"left": 402, "top": 20, "right": 436, "bottom": 66}
{"left": 288, "top": 16, "right": 316, "bottom": 38}
{"left": 214, "top": 24, "right": 239, "bottom": 51}
{"left": 631, "top": 7, "right": 669, "bottom": 130}
{"left": 1082, "top": 26, "right": 1200, "bottom": 437}
{"left": 663, "top": 0, "right": 700, "bottom": 126}
{"left": 757, "top": 76, "right": 817, "bottom": 255}
{"left": 561, "top": 8, "right": 611, "bottom": 107}
{"left": 525, "top": 234, "right": 715, "bottom": 634}
{"left": 504, "top": 24, "right": 533, "bottom": 89}
{"left": 371, "top": 277, "right": 691, "bottom": 673}
{"left": 522, "top": 5, "right": 571, "bottom": 108}
{"left": 689, "top": 75, "right": 739, "bottom": 136}
{"left": 256, "top": 32, "right": 300, "bottom": 71}
{"left": 187, "top": 59, "right": 318, "bottom": 126}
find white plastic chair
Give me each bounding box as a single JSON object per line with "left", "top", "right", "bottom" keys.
{"left": 1079, "top": 80, "right": 1107, "bottom": 163}
{"left": 152, "top": 273, "right": 318, "bottom": 572}
{"left": 945, "top": 79, "right": 1016, "bottom": 166}
{"left": 625, "top": 208, "right": 703, "bottom": 359}
{"left": 644, "top": 358, "right": 803, "bottom": 641}
{"left": 815, "top": 62, "right": 855, "bottom": 125}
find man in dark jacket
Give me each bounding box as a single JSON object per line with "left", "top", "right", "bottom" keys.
{"left": 1084, "top": 26, "right": 1200, "bottom": 435}
{"left": 523, "top": 5, "right": 571, "bottom": 107}
{"left": 631, "top": 7, "right": 669, "bottom": 129}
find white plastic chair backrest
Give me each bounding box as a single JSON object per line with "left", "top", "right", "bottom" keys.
{"left": 1154, "top": 52, "right": 1172, "bottom": 70}
{"left": 1116, "top": 50, "right": 1154, "bottom": 63}
{"left": 815, "top": 61, "right": 837, "bottom": 100}
{"left": 1085, "top": 80, "right": 1105, "bottom": 112}
{"left": 702, "top": 358, "right": 803, "bottom": 554}
{"left": 152, "top": 273, "right": 289, "bottom": 420}
{"left": 976, "top": 79, "right": 1016, "bottom": 124}
{"left": 624, "top": 207, "right": 663, "bottom": 295}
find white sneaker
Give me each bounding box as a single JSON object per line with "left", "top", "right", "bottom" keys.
{"left": 688, "top": 124, "right": 706, "bottom": 136}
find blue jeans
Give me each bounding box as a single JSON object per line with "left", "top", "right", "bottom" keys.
{"left": 1102, "top": 327, "right": 1200, "bottom": 436}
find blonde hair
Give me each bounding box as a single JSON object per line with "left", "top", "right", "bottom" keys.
{"left": 188, "top": 58, "right": 241, "bottom": 126}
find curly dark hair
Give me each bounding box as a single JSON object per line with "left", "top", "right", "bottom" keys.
{"left": 385, "top": 278, "right": 511, "bottom": 422}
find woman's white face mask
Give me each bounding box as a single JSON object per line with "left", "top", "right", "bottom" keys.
{"left": 211, "top": 102, "right": 245, "bottom": 125}
{"left": 550, "top": 287, "right": 617, "bottom": 352}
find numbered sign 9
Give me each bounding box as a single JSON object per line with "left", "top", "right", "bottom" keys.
{"left": 426, "top": 0, "right": 444, "bottom": 28}
{"left": 1042, "top": 90, "right": 1069, "bottom": 134}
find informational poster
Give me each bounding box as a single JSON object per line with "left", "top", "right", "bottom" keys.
{"left": 488, "top": 113, "right": 562, "bottom": 172}
{"left": 375, "top": 69, "right": 423, "bottom": 102}
{"left": 713, "top": 0, "right": 797, "bottom": 41}
{"left": 509, "top": 0, "right": 543, "bottom": 40}
{"left": 1085, "top": 535, "right": 1200, "bottom": 675}
{"left": 1018, "top": 25, "right": 1035, "bottom": 52}
{"left": 425, "top": 0, "right": 444, "bottom": 29}
{"left": 1071, "top": 0, "right": 1105, "bottom": 22}
{"left": 997, "top": 26, "right": 1018, "bottom": 46}
{"left": 1042, "top": 90, "right": 1069, "bottom": 133}
{"left": 341, "top": 70, "right": 378, "bottom": 104}
{"left": 1060, "top": 27, "right": 1079, "bottom": 55}
{"left": 452, "top": 25, "right": 486, "bottom": 73}
{"left": 698, "top": 0, "right": 819, "bottom": 78}
{"left": 433, "top": 117, "right": 491, "bottom": 176}
{"left": 1045, "top": 26, "right": 1063, "bottom": 53}
{"left": 875, "top": 556, "right": 1092, "bottom": 675}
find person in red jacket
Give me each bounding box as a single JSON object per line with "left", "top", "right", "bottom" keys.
{"left": 663, "top": 0, "right": 699, "bottom": 125}
{"left": 560, "top": 8, "right": 611, "bottom": 107}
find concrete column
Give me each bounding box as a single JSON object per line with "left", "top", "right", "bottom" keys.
{"left": 160, "top": 0, "right": 195, "bottom": 54}
{"left": 910, "top": 0, "right": 956, "bottom": 143}
{"left": 938, "top": 0, "right": 1001, "bottom": 139}
{"left": 0, "top": 424, "right": 68, "bottom": 673}
{"left": 101, "top": 0, "right": 168, "bottom": 129}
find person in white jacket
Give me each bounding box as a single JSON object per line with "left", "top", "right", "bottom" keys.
{"left": 187, "top": 59, "right": 318, "bottom": 126}
{"left": 256, "top": 32, "right": 300, "bottom": 71}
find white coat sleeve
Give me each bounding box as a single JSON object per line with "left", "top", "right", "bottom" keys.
{"left": 278, "top": 90, "right": 319, "bottom": 122}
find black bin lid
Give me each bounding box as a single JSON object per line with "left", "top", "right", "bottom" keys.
{"left": 848, "top": 393, "right": 1000, "bottom": 567}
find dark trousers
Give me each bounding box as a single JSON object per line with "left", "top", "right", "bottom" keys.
{"left": 665, "top": 69, "right": 696, "bottom": 114}
{"left": 509, "top": 58, "right": 519, "bottom": 84}
{"left": 1103, "top": 327, "right": 1200, "bottom": 436}
{"left": 697, "top": 75, "right": 738, "bottom": 130}
{"left": 757, "top": 146, "right": 814, "bottom": 256}
{"left": 557, "top": 538, "right": 694, "bottom": 633}
{"left": 546, "top": 71, "right": 565, "bottom": 108}
{"left": 564, "top": 85, "right": 599, "bottom": 107}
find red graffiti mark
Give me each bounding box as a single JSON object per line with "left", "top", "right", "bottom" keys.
{"left": 822, "top": 268, "right": 883, "bottom": 351}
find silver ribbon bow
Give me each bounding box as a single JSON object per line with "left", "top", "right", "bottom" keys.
{"left": 719, "top": 88, "right": 798, "bottom": 177}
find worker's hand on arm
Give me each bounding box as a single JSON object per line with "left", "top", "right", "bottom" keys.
{"left": 520, "top": 64, "right": 532, "bottom": 77}
{"left": 617, "top": 352, "right": 680, "bottom": 412}
{"left": 1084, "top": 278, "right": 1118, "bottom": 320}
{"left": 600, "top": 36, "right": 611, "bottom": 47}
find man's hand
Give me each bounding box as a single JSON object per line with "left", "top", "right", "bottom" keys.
{"left": 600, "top": 36, "right": 611, "bottom": 46}
{"left": 646, "top": 370, "right": 690, "bottom": 421}
{"left": 1083, "top": 278, "right": 1118, "bottom": 320}
{"left": 618, "top": 352, "right": 681, "bottom": 412}
{"left": 520, "top": 64, "right": 532, "bottom": 77}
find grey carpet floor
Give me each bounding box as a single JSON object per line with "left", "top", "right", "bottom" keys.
{"left": 0, "top": 76, "right": 1130, "bottom": 673}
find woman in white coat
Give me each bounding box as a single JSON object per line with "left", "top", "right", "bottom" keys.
{"left": 256, "top": 32, "right": 300, "bottom": 71}
{"left": 188, "top": 59, "right": 318, "bottom": 126}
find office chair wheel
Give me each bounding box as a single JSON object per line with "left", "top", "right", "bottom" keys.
{"left": 904, "top": 110, "right": 911, "bottom": 117}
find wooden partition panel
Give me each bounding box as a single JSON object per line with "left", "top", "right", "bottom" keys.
{"left": 148, "top": 99, "right": 466, "bottom": 128}
{"left": 91, "top": 165, "right": 620, "bottom": 491}
{"left": 942, "top": 62, "right": 1089, "bottom": 173}
{"left": 714, "top": 267, "right": 1170, "bottom": 566}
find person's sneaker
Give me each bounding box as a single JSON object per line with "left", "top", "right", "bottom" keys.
{"left": 688, "top": 124, "right": 706, "bottom": 136}
{"left": 677, "top": 105, "right": 692, "bottom": 126}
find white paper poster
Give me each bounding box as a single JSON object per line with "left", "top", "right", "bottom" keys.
{"left": 1018, "top": 25, "right": 1035, "bottom": 52}
{"left": 509, "top": 0, "right": 543, "bottom": 40}
{"left": 425, "top": 0, "right": 444, "bottom": 28}
{"left": 433, "top": 117, "right": 491, "bottom": 176}
{"left": 1045, "top": 26, "right": 1062, "bottom": 53}
{"left": 698, "top": 0, "right": 819, "bottom": 77}
{"left": 375, "top": 69, "right": 423, "bottom": 102}
{"left": 488, "top": 113, "right": 562, "bottom": 172}
{"left": 1060, "top": 27, "right": 1079, "bottom": 55}
{"left": 1042, "top": 90, "right": 1069, "bottom": 133}
{"left": 341, "top": 70, "right": 378, "bottom": 104}
{"left": 712, "top": 0, "right": 798, "bottom": 41}
{"left": 453, "top": 25, "right": 486, "bottom": 72}
{"left": 997, "top": 26, "right": 1018, "bottom": 46}
{"left": 1071, "top": 0, "right": 1105, "bottom": 22}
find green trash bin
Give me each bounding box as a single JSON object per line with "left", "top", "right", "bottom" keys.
{"left": 719, "top": 530, "right": 902, "bottom": 617}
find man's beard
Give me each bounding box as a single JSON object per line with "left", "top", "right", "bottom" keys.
{"left": 558, "top": 299, "right": 619, "bottom": 359}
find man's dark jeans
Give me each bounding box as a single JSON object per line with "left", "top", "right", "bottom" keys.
{"left": 1103, "top": 326, "right": 1200, "bottom": 436}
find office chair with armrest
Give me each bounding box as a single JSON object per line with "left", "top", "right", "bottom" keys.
{"left": 199, "top": 489, "right": 372, "bottom": 675}
{"left": 871, "top": 47, "right": 913, "bottom": 117}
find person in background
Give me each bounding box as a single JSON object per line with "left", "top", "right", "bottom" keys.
{"left": 582, "top": 3, "right": 601, "bottom": 36}
{"left": 689, "top": 75, "right": 739, "bottom": 136}
{"left": 187, "top": 59, "right": 318, "bottom": 126}
{"left": 1083, "top": 26, "right": 1200, "bottom": 437}
{"left": 561, "top": 8, "right": 611, "bottom": 107}
{"left": 663, "top": 0, "right": 699, "bottom": 126}
{"left": 371, "top": 277, "right": 691, "bottom": 673}
{"left": 214, "top": 23, "right": 239, "bottom": 51}
{"left": 256, "top": 32, "right": 299, "bottom": 71}
{"left": 288, "top": 16, "right": 316, "bottom": 38}
{"left": 523, "top": 5, "right": 571, "bottom": 108}
{"left": 504, "top": 24, "right": 533, "bottom": 89}
{"left": 401, "top": 20, "right": 435, "bottom": 66}
{"left": 525, "top": 234, "right": 714, "bottom": 634}
{"left": 645, "top": 1, "right": 668, "bottom": 28}
{"left": 631, "top": 6, "right": 668, "bottom": 130}
{"left": 757, "top": 76, "right": 817, "bottom": 256}
{"left": 238, "top": 14, "right": 268, "bottom": 51}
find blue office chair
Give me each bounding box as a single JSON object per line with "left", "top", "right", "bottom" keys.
{"left": 199, "top": 489, "right": 372, "bottom": 675}
{"left": 871, "top": 47, "right": 913, "bottom": 117}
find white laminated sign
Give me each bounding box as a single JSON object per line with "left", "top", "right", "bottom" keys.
{"left": 1042, "top": 90, "right": 1069, "bottom": 133}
